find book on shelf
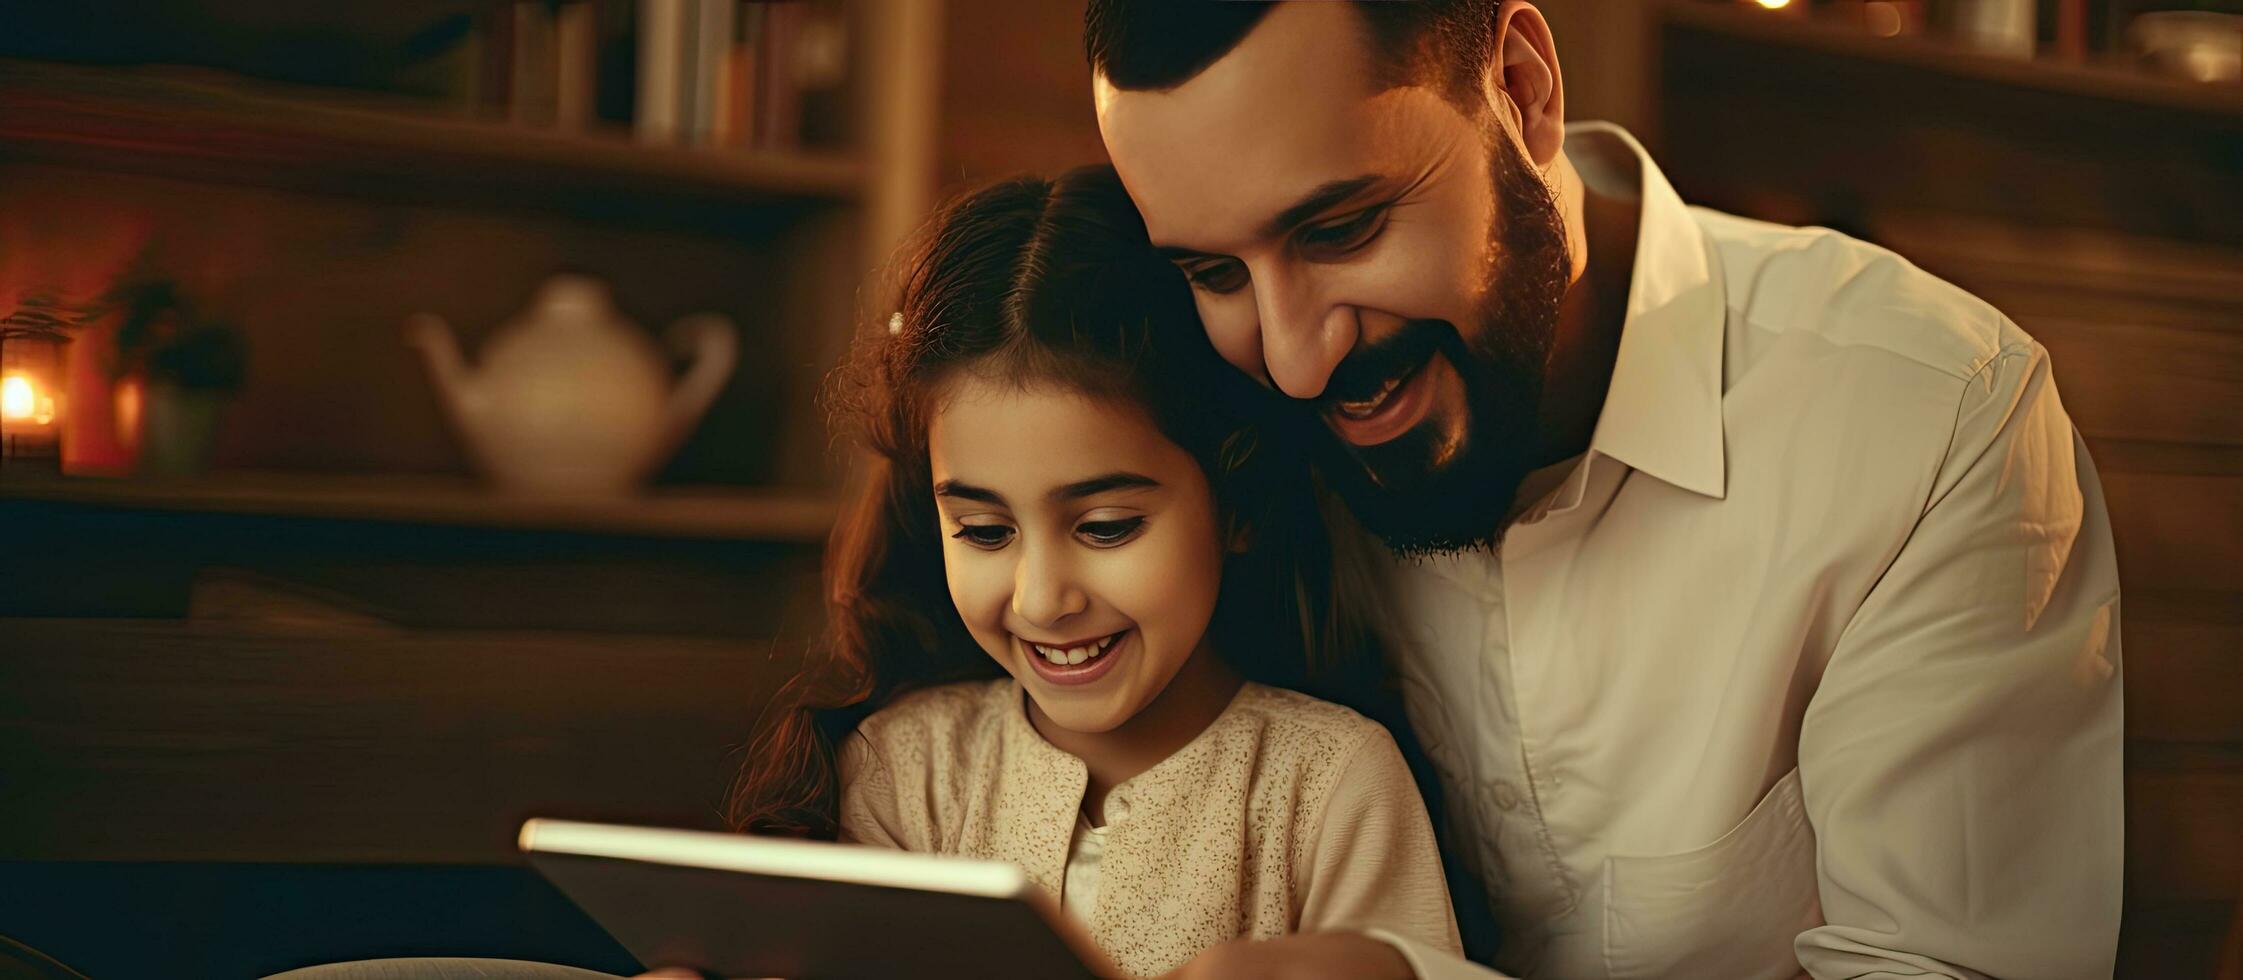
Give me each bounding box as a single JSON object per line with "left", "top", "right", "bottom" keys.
{"left": 689, "top": 0, "right": 735, "bottom": 145}
{"left": 616, "top": 0, "right": 845, "bottom": 151}
{"left": 719, "top": 3, "right": 764, "bottom": 147}
{"left": 555, "top": 0, "right": 599, "bottom": 129}
{"left": 791, "top": 1, "right": 853, "bottom": 147}
{"left": 511, "top": 0, "right": 560, "bottom": 126}
{"left": 419, "top": 1, "right": 846, "bottom": 152}
{"left": 635, "top": 0, "right": 686, "bottom": 142}
{"left": 753, "top": 0, "right": 803, "bottom": 150}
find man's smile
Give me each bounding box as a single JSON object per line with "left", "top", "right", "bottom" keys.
{"left": 1327, "top": 349, "right": 1446, "bottom": 448}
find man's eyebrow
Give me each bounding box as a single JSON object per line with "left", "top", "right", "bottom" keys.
{"left": 1055, "top": 472, "right": 1161, "bottom": 501}
{"left": 933, "top": 480, "right": 1006, "bottom": 505}
{"left": 1265, "top": 174, "right": 1383, "bottom": 237}
{"left": 1153, "top": 174, "right": 1385, "bottom": 261}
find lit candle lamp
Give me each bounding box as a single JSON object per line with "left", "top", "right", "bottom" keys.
{"left": 1738, "top": 0, "right": 1808, "bottom": 17}
{"left": 0, "top": 375, "right": 33, "bottom": 418}
{"left": 0, "top": 304, "right": 73, "bottom": 472}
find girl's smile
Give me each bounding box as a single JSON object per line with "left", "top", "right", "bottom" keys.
{"left": 1020, "top": 628, "right": 1129, "bottom": 685}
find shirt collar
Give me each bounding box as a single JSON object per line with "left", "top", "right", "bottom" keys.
{"left": 1566, "top": 122, "right": 1728, "bottom": 500}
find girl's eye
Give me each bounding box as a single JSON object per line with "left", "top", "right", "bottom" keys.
{"left": 1299, "top": 206, "right": 1386, "bottom": 256}
{"left": 1077, "top": 517, "right": 1147, "bottom": 547}
{"left": 952, "top": 524, "right": 1015, "bottom": 549}
{"left": 1183, "top": 259, "right": 1249, "bottom": 295}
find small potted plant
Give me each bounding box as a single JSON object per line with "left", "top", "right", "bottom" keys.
{"left": 107, "top": 278, "right": 248, "bottom": 477}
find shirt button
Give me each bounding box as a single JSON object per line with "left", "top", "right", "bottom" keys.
{"left": 1492, "top": 781, "right": 1523, "bottom": 812}
{"left": 1106, "top": 796, "right": 1131, "bottom": 823}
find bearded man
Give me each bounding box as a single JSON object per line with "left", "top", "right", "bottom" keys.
{"left": 1086, "top": 3, "right": 2124, "bottom": 978}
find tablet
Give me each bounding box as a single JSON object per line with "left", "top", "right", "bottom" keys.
{"left": 520, "top": 818, "right": 1116, "bottom": 979}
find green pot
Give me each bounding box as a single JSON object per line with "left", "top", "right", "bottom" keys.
{"left": 138, "top": 383, "right": 227, "bottom": 477}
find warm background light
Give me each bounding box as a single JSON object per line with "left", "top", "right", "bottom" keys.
{"left": 110, "top": 375, "right": 143, "bottom": 456}
{"left": 1754, "top": 0, "right": 1794, "bottom": 9}
{"left": 1, "top": 374, "right": 34, "bottom": 420}
{"left": 1866, "top": 1, "right": 1907, "bottom": 36}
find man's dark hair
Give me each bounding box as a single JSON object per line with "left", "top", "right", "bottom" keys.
{"left": 1085, "top": 0, "right": 1500, "bottom": 107}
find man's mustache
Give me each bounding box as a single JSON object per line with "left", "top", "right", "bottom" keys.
{"left": 1318, "top": 319, "right": 1454, "bottom": 406}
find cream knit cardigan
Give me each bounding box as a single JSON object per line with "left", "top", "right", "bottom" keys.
{"left": 838, "top": 679, "right": 1463, "bottom": 977}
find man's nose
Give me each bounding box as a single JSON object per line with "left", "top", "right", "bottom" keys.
{"left": 1010, "top": 541, "right": 1087, "bottom": 628}
{"left": 1254, "top": 271, "right": 1355, "bottom": 401}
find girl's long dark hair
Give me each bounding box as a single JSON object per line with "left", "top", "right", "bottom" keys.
{"left": 725, "top": 164, "right": 1498, "bottom": 960}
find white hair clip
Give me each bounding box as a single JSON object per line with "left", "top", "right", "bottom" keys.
{"left": 887, "top": 311, "right": 904, "bottom": 336}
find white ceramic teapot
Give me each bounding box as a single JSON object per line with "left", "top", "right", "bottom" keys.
{"left": 406, "top": 275, "right": 737, "bottom": 497}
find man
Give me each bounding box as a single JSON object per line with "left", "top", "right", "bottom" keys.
{"left": 1086, "top": 3, "right": 2124, "bottom": 979}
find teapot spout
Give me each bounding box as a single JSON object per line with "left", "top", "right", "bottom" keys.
{"left": 404, "top": 313, "right": 484, "bottom": 422}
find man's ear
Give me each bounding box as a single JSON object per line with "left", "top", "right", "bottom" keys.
{"left": 1482, "top": 1, "right": 1566, "bottom": 168}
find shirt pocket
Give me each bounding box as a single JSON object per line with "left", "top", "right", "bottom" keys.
{"left": 1600, "top": 768, "right": 1822, "bottom": 980}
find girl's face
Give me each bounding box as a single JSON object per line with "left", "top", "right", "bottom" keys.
{"left": 927, "top": 374, "right": 1226, "bottom": 735}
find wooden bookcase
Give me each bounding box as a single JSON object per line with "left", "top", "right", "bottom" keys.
{"left": 0, "top": 0, "right": 940, "bottom": 492}
{"left": 0, "top": 2, "right": 940, "bottom": 975}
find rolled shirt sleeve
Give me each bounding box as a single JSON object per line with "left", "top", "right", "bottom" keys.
{"left": 1794, "top": 337, "right": 2125, "bottom": 978}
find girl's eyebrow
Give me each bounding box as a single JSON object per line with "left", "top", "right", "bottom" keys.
{"left": 1055, "top": 472, "right": 1161, "bottom": 501}
{"left": 935, "top": 472, "right": 1160, "bottom": 505}
{"left": 934, "top": 480, "right": 1006, "bottom": 505}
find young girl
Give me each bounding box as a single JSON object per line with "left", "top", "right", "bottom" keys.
{"left": 730, "top": 166, "right": 1463, "bottom": 977}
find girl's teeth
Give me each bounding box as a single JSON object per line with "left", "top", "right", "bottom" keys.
{"left": 1032, "top": 633, "right": 1121, "bottom": 667}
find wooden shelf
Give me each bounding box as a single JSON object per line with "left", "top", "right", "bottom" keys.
{"left": 1659, "top": 1, "right": 2243, "bottom": 120}
{"left": 0, "top": 470, "right": 838, "bottom": 542}
{"left": 0, "top": 58, "right": 868, "bottom": 225}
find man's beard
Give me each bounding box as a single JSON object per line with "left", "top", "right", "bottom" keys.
{"left": 1312, "top": 125, "right": 1571, "bottom": 558}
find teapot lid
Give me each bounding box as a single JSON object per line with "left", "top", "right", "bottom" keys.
{"left": 533, "top": 275, "right": 616, "bottom": 326}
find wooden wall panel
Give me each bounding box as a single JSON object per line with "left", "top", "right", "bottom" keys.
{"left": 2101, "top": 473, "right": 2243, "bottom": 595}
{"left": 2117, "top": 898, "right": 2239, "bottom": 980}
{"left": 935, "top": 0, "right": 1104, "bottom": 197}
{"left": 2125, "top": 607, "right": 2243, "bottom": 745}
{"left": 2038, "top": 319, "right": 2243, "bottom": 451}
{"left": 2126, "top": 747, "right": 2243, "bottom": 903}
{"left": 0, "top": 619, "right": 805, "bottom": 863}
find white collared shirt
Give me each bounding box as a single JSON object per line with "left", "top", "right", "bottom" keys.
{"left": 1367, "top": 123, "right": 2123, "bottom": 980}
